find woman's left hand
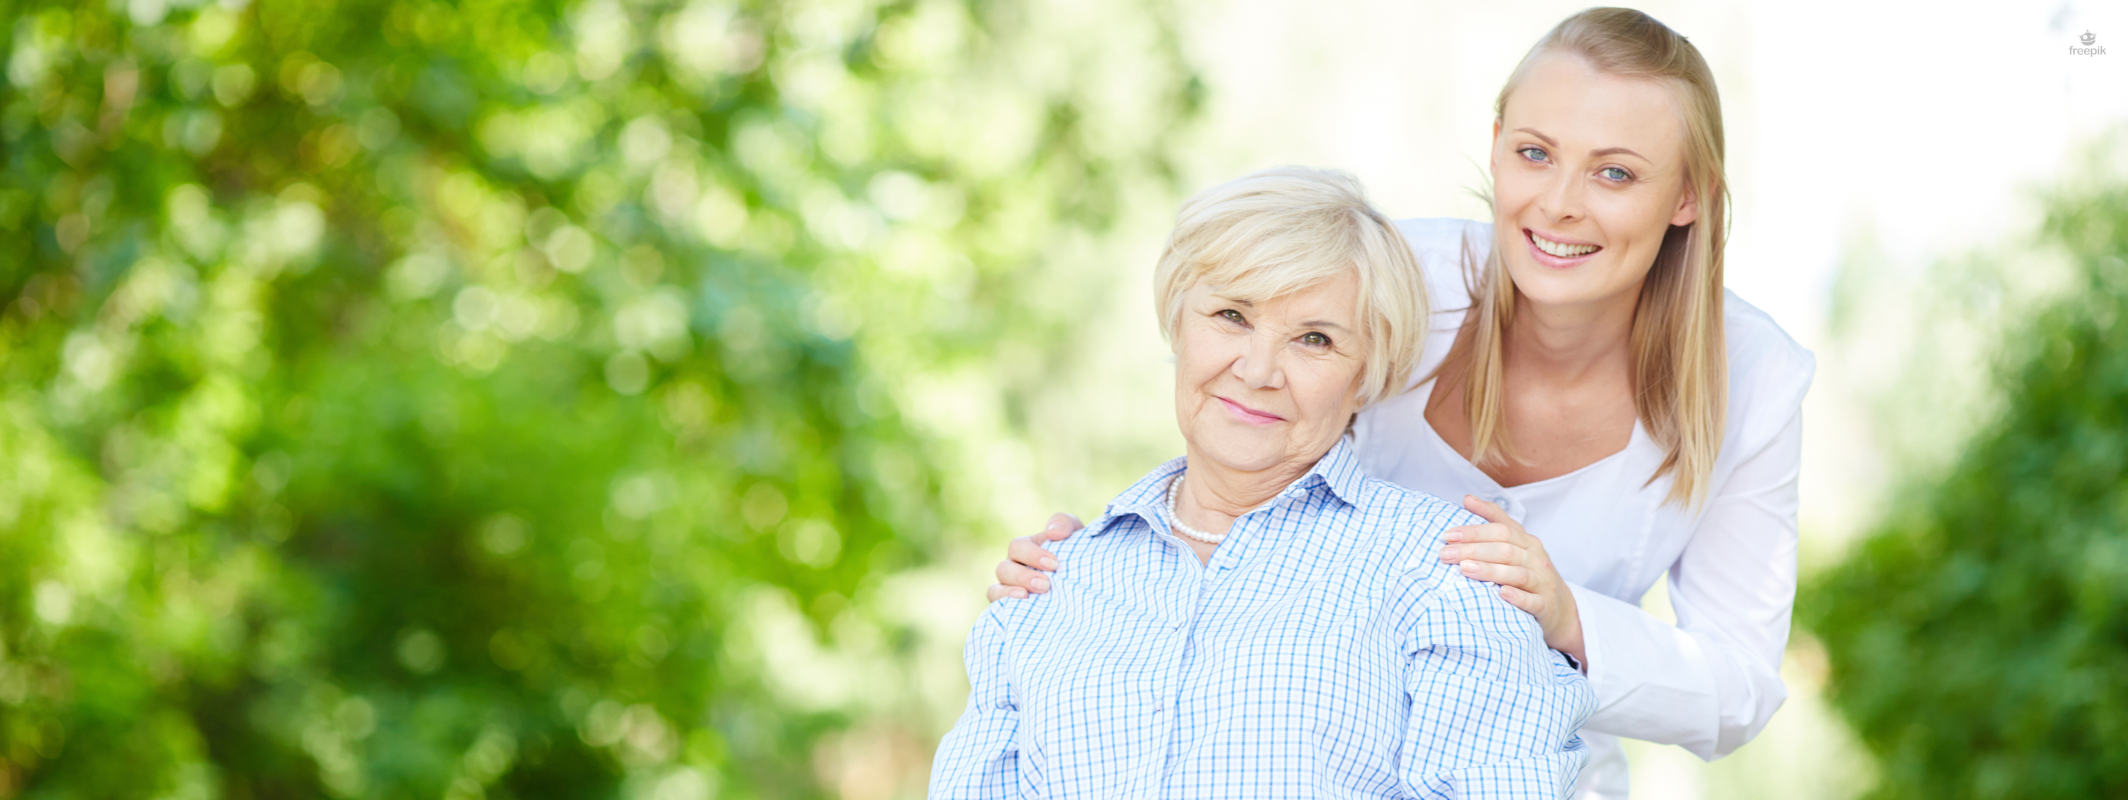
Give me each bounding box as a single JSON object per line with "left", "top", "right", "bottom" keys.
{"left": 1440, "top": 495, "right": 1587, "bottom": 668}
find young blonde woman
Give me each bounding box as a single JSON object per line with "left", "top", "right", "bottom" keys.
{"left": 985, "top": 9, "right": 1813, "bottom": 797}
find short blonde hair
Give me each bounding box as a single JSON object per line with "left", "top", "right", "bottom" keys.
{"left": 1448, "top": 7, "right": 1729, "bottom": 507}
{"left": 1152, "top": 167, "right": 1426, "bottom": 409}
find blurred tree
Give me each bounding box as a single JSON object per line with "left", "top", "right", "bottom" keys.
{"left": 0, "top": 0, "right": 1199, "bottom": 797}
{"left": 1806, "top": 142, "right": 2128, "bottom": 799}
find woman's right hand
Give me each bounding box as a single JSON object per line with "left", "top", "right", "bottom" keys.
{"left": 985, "top": 512, "right": 1083, "bottom": 601}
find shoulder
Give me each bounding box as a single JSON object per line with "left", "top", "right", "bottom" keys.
{"left": 1392, "top": 217, "right": 1491, "bottom": 314}
{"left": 1722, "top": 291, "right": 1816, "bottom": 452}
{"left": 1348, "top": 476, "right": 1483, "bottom": 569}
{"left": 989, "top": 507, "right": 1140, "bottom": 633}
{"left": 1358, "top": 479, "right": 1547, "bottom": 642}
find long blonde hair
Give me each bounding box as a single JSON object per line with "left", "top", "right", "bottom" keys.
{"left": 1446, "top": 7, "right": 1729, "bottom": 507}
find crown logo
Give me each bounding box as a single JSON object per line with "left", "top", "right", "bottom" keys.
{"left": 2081, "top": 30, "right": 2097, "bottom": 46}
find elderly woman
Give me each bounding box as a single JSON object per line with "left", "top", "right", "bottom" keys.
{"left": 992, "top": 12, "right": 1818, "bottom": 797}
{"left": 929, "top": 167, "right": 1593, "bottom": 798}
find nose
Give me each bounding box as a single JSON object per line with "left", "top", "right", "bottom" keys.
{"left": 1230, "top": 329, "right": 1285, "bottom": 390}
{"left": 1538, "top": 167, "right": 1585, "bottom": 223}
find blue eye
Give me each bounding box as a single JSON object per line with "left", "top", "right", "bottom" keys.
{"left": 1600, "top": 166, "right": 1633, "bottom": 182}
{"left": 1518, "top": 146, "right": 1549, "bottom": 163}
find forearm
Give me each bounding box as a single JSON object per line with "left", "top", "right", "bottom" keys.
{"left": 1570, "top": 583, "right": 1788, "bottom": 758}
{"left": 1400, "top": 577, "right": 1596, "bottom": 797}
{"left": 930, "top": 719, "right": 1020, "bottom": 799}
{"left": 929, "top": 611, "right": 1022, "bottom": 797}
{"left": 1572, "top": 408, "right": 1804, "bottom": 757}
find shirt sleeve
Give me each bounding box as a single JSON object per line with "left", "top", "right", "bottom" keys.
{"left": 1570, "top": 407, "right": 1804, "bottom": 759}
{"left": 928, "top": 604, "right": 1020, "bottom": 798}
{"left": 1397, "top": 569, "right": 1596, "bottom": 798}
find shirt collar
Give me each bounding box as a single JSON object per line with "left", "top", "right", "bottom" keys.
{"left": 1086, "top": 435, "right": 1369, "bottom": 537}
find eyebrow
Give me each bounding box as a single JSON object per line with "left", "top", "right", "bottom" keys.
{"left": 1515, "top": 127, "right": 1649, "bottom": 162}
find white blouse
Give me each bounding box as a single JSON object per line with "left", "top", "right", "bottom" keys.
{"left": 1351, "top": 218, "right": 1815, "bottom": 799}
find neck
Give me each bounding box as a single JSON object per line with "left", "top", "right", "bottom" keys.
{"left": 1176, "top": 451, "right": 1314, "bottom": 530}
{"left": 1504, "top": 288, "right": 1638, "bottom": 386}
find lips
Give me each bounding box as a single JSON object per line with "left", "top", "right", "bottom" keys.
{"left": 1521, "top": 228, "right": 1604, "bottom": 270}
{"left": 1217, "top": 396, "right": 1283, "bottom": 425}
{"left": 1526, "top": 228, "right": 1601, "bottom": 259}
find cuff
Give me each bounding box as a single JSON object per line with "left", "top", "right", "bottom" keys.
{"left": 1566, "top": 581, "right": 1719, "bottom": 753}
{"left": 1565, "top": 583, "right": 1619, "bottom": 687}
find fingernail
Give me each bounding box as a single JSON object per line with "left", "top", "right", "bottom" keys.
{"left": 1459, "top": 560, "right": 1480, "bottom": 574}
{"left": 1040, "top": 557, "right": 1059, "bottom": 570}
{"left": 1031, "top": 577, "right": 1051, "bottom": 592}
{"left": 1011, "top": 588, "right": 1028, "bottom": 599}
{"left": 1443, "top": 530, "right": 1463, "bottom": 542}
{"left": 1439, "top": 546, "right": 1460, "bottom": 560}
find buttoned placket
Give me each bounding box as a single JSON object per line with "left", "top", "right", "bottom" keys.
{"left": 1135, "top": 519, "right": 1203, "bottom": 796}
{"left": 1138, "top": 497, "right": 1284, "bottom": 795}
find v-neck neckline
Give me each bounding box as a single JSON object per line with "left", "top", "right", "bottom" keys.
{"left": 1410, "top": 376, "right": 1645, "bottom": 495}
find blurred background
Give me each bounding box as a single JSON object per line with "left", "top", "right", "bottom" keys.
{"left": 1, "top": 0, "right": 2122, "bottom": 797}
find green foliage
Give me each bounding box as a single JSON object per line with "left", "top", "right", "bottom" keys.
{"left": 0, "top": 0, "right": 1198, "bottom": 797}
{"left": 1806, "top": 152, "right": 2128, "bottom": 798}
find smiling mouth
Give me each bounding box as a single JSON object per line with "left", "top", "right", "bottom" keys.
{"left": 1217, "top": 396, "right": 1284, "bottom": 424}
{"left": 1527, "top": 229, "right": 1602, "bottom": 259}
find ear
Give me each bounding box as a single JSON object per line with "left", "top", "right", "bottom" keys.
{"left": 1489, "top": 119, "right": 1504, "bottom": 168}
{"left": 1669, "top": 180, "right": 1703, "bottom": 228}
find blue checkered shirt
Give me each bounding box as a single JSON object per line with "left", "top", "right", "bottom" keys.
{"left": 930, "top": 437, "right": 1593, "bottom": 798}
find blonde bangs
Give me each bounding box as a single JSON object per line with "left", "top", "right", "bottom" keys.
{"left": 1153, "top": 167, "right": 1428, "bottom": 409}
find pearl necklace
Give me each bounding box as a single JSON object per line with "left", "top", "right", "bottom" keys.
{"left": 1165, "top": 474, "right": 1229, "bottom": 545}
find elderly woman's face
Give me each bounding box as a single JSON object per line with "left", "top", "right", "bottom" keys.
{"left": 1173, "top": 272, "right": 1366, "bottom": 477}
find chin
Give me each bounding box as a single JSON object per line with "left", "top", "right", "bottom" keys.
{"left": 1505, "top": 258, "right": 1626, "bottom": 308}
{"left": 1192, "top": 449, "right": 1280, "bottom": 475}
{"left": 1189, "top": 436, "right": 1285, "bottom": 475}
{"left": 1503, "top": 261, "right": 1587, "bottom": 303}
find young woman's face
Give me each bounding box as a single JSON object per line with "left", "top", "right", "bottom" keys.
{"left": 1490, "top": 51, "right": 1700, "bottom": 314}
